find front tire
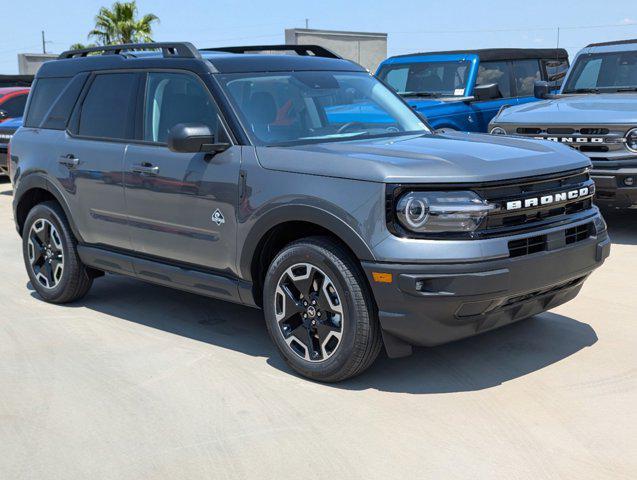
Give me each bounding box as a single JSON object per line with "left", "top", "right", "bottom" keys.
{"left": 22, "top": 201, "right": 93, "bottom": 303}
{"left": 263, "top": 237, "right": 382, "bottom": 382}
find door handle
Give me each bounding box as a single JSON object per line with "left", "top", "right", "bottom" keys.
{"left": 131, "top": 163, "right": 159, "bottom": 175}
{"left": 58, "top": 154, "right": 79, "bottom": 168}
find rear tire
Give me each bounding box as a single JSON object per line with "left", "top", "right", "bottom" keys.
{"left": 22, "top": 201, "right": 93, "bottom": 303}
{"left": 263, "top": 237, "right": 382, "bottom": 382}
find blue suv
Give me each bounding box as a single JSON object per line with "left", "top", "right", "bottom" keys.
{"left": 376, "top": 49, "right": 569, "bottom": 132}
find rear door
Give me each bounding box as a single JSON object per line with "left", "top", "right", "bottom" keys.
{"left": 470, "top": 60, "right": 514, "bottom": 131}
{"left": 63, "top": 71, "right": 142, "bottom": 250}
{"left": 123, "top": 71, "right": 240, "bottom": 272}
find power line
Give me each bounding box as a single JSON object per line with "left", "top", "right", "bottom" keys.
{"left": 387, "top": 21, "right": 637, "bottom": 35}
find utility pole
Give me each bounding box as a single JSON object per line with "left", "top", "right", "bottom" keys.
{"left": 305, "top": 18, "right": 309, "bottom": 29}
{"left": 42, "top": 31, "right": 46, "bottom": 54}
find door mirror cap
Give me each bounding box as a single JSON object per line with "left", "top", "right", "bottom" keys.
{"left": 167, "top": 123, "right": 230, "bottom": 154}
{"left": 0, "top": 110, "right": 8, "bottom": 121}
{"left": 534, "top": 80, "right": 552, "bottom": 99}
{"left": 473, "top": 83, "right": 501, "bottom": 101}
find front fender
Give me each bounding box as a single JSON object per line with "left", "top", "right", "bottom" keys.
{"left": 238, "top": 204, "right": 377, "bottom": 281}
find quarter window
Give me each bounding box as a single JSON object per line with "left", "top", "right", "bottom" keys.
{"left": 512, "top": 60, "right": 541, "bottom": 97}
{"left": 143, "top": 72, "right": 220, "bottom": 143}
{"left": 78, "top": 73, "right": 139, "bottom": 140}
{"left": 24, "top": 78, "right": 69, "bottom": 127}
{"left": 476, "top": 61, "right": 511, "bottom": 98}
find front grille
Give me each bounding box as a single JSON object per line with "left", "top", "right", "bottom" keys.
{"left": 475, "top": 169, "right": 595, "bottom": 235}
{"left": 501, "top": 276, "right": 586, "bottom": 307}
{"left": 512, "top": 124, "right": 630, "bottom": 159}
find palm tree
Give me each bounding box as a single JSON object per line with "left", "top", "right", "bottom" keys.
{"left": 88, "top": 1, "right": 159, "bottom": 45}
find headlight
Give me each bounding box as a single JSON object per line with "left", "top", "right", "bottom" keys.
{"left": 396, "top": 191, "right": 496, "bottom": 234}
{"left": 490, "top": 126, "right": 507, "bottom": 135}
{"left": 625, "top": 128, "right": 637, "bottom": 153}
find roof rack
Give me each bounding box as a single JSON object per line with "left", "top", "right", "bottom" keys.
{"left": 58, "top": 42, "right": 202, "bottom": 59}
{"left": 586, "top": 38, "right": 637, "bottom": 48}
{"left": 201, "top": 44, "right": 341, "bottom": 59}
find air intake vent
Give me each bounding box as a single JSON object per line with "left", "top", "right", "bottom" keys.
{"left": 565, "top": 223, "right": 592, "bottom": 245}
{"left": 508, "top": 235, "right": 547, "bottom": 258}
{"left": 580, "top": 128, "right": 609, "bottom": 135}
{"left": 547, "top": 127, "right": 575, "bottom": 134}
{"left": 517, "top": 127, "right": 542, "bottom": 135}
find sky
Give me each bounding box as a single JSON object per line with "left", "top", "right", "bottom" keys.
{"left": 2, "top": 0, "right": 636, "bottom": 74}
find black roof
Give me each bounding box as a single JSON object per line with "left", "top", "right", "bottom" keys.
{"left": 388, "top": 48, "right": 568, "bottom": 62}
{"left": 40, "top": 43, "right": 364, "bottom": 78}
{"left": 586, "top": 38, "right": 637, "bottom": 48}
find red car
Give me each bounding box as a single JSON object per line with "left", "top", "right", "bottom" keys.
{"left": 0, "top": 87, "right": 29, "bottom": 123}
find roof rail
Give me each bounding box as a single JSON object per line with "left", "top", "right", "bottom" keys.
{"left": 586, "top": 38, "right": 637, "bottom": 48}
{"left": 201, "top": 44, "right": 342, "bottom": 59}
{"left": 58, "top": 42, "right": 202, "bottom": 59}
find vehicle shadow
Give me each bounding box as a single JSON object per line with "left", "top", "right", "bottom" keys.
{"left": 600, "top": 207, "right": 637, "bottom": 246}
{"left": 29, "top": 273, "right": 598, "bottom": 394}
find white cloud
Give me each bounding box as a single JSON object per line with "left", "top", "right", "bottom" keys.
{"left": 620, "top": 18, "right": 636, "bottom": 25}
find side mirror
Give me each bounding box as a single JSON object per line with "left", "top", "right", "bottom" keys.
{"left": 0, "top": 110, "right": 8, "bottom": 121}
{"left": 534, "top": 80, "right": 551, "bottom": 99}
{"left": 167, "top": 123, "right": 230, "bottom": 154}
{"left": 473, "top": 83, "right": 501, "bottom": 101}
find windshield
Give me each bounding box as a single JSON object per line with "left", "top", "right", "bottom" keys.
{"left": 217, "top": 71, "right": 429, "bottom": 146}
{"left": 377, "top": 60, "right": 471, "bottom": 97}
{"left": 563, "top": 50, "right": 637, "bottom": 93}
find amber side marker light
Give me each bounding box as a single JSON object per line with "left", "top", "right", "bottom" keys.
{"left": 372, "top": 272, "right": 393, "bottom": 283}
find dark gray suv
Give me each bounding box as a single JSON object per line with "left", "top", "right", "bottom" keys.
{"left": 10, "top": 43, "right": 610, "bottom": 381}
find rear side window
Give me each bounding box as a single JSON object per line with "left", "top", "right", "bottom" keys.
{"left": 512, "top": 59, "right": 541, "bottom": 96}
{"left": 78, "top": 73, "right": 139, "bottom": 140}
{"left": 24, "top": 78, "right": 69, "bottom": 127}
{"left": 476, "top": 61, "right": 511, "bottom": 98}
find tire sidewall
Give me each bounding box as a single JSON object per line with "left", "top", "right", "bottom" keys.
{"left": 263, "top": 242, "right": 367, "bottom": 379}
{"left": 22, "top": 203, "right": 74, "bottom": 302}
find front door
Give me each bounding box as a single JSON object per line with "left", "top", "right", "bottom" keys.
{"left": 123, "top": 71, "right": 240, "bottom": 273}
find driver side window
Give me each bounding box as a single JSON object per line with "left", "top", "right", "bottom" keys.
{"left": 144, "top": 72, "right": 220, "bottom": 143}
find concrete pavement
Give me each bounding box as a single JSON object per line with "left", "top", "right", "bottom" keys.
{"left": 0, "top": 178, "right": 635, "bottom": 479}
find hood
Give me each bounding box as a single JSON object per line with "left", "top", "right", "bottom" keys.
{"left": 496, "top": 93, "right": 637, "bottom": 125}
{"left": 255, "top": 132, "right": 590, "bottom": 184}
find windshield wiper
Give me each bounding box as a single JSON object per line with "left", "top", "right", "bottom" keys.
{"left": 399, "top": 91, "right": 441, "bottom": 98}
{"left": 616, "top": 87, "right": 637, "bottom": 92}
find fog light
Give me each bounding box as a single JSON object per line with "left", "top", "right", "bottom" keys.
{"left": 625, "top": 177, "right": 635, "bottom": 186}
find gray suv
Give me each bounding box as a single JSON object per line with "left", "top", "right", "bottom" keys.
{"left": 10, "top": 43, "right": 610, "bottom": 381}
{"left": 490, "top": 39, "right": 637, "bottom": 208}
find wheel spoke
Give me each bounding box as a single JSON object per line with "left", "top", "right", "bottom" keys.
{"left": 279, "top": 284, "right": 303, "bottom": 321}
{"left": 28, "top": 219, "right": 64, "bottom": 290}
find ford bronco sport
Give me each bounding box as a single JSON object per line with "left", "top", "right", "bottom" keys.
{"left": 490, "top": 39, "right": 637, "bottom": 209}
{"left": 10, "top": 43, "right": 610, "bottom": 382}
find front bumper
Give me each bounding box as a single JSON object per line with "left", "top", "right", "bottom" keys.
{"left": 363, "top": 218, "right": 610, "bottom": 357}
{"left": 591, "top": 160, "right": 637, "bottom": 208}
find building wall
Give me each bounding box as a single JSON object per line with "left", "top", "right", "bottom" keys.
{"left": 17, "top": 53, "right": 58, "bottom": 75}
{"left": 285, "top": 29, "right": 387, "bottom": 72}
